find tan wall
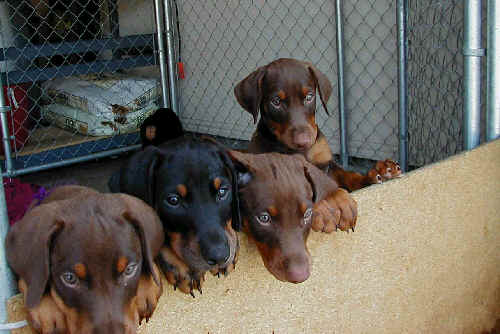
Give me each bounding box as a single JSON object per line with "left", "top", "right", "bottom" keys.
{"left": 8, "top": 140, "right": 500, "bottom": 333}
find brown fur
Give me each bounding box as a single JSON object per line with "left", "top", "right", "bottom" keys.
{"left": 6, "top": 185, "right": 164, "bottom": 334}
{"left": 330, "top": 167, "right": 382, "bottom": 192}
{"left": 228, "top": 151, "right": 357, "bottom": 283}
{"left": 234, "top": 58, "right": 381, "bottom": 192}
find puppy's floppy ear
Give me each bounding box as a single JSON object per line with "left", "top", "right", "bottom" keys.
{"left": 302, "top": 160, "right": 338, "bottom": 203}
{"left": 234, "top": 66, "right": 267, "bottom": 124}
{"left": 305, "top": 63, "right": 332, "bottom": 115}
{"left": 227, "top": 150, "right": 255, "bottom": 188}
{"left": 119, "top": 194, "right": 165, "bottom": 285}
{"left": 5, "top": 204, "right": 65, "bottom": 308}
{"left": 118, "top": 145, "right": 163, "bottom": 207}
{"left": 218, "top": 149, "right": 243, "bottom": 232}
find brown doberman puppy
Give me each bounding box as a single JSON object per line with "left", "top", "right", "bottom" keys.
{"left": 228, "top": 150, "right": 357, "bottom": 283}
{"left": 6, "top": 185, "right": 164, "bottom": 334}
{"left": 234, "top": 57, "right": 390, "bottom": 192}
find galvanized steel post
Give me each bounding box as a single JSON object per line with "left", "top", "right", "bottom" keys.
{"left": 0, "top": 74, "right": 16, "bottom": 327}
{"left": 487, "top": 0, "right": 500, "bottom": 141}
{"left": 463, "top": 0, "right": 484, "bottom": 150}
{"left": 163, "top": 0, "right": 179, "bottom": 115}
{"left": 154, "top": 0, "right": 170, "bottom": 109}
{"left": 0, "top": 179, "right": 16, "bottom": 328}
{"left": 396, "top": 0, "right": 408, "bottom": 172}
{"left": 335, "top": 0, "right": 348, "bottom": 169}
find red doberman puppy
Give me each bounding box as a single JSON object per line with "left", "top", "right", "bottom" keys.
{"left": 6, "top": 185, "right": 164, "bottom": 334}
{"left": 234, "top": 57, "right": 391, "bottom": 191}
{"left": 229, "top": 150, "right": 357, "bottom": 283}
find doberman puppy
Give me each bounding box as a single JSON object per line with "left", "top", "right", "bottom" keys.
{"left": 228, "top": 150, "right": 357, "bottom": 283}
{"left": 6, "top": 185, "right": 164, "bottom": 334}
{"left": 109, "top": 137, "right": 241, "bottom": 296}
{"left": 234, "top": 57, "right": 390, "bottom": 192}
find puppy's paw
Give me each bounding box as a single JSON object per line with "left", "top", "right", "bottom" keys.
{"left": 312, "top": 188, "right": 357, "bottom": 233}
{"left": 18, "top": 279, "right": 67, "bottom": 334}
{"left": 158, "top": 247, "right": 205, "bottom": 297}
{"left": 136, "top": 263, "right": 163, "bottom": 323}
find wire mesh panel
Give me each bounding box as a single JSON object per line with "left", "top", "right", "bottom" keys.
{"left": 0, "top": 0, "right": 159, "bottom": 173}
{"left": 176, "top": 0, "right": 399, "bottom": 164}
{"left": 407, "top": 0, "right": 465, "bottom": 167}
{"left": 342, "top": 0, "right": 399, "bottom": 162}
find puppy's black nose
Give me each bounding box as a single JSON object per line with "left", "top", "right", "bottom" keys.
{"left": 204, "top": 241, "right": 230, "bottom": 266}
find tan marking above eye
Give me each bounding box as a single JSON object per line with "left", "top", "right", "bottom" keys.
{"left": 302, "top": 87, "right": 311, "bottom": 96}
{"left": 116, "top": 256, "right": 128, "bottom": 274}
{"left": 213, "top": 177, "right": 222, "bottom": 191}
{"left": 267, "top": 206, "right": 279, "bottom": 217}
{"left": 73, "top": 263, "right": 87, "bottom": 280}
{"left": 277, "top": 90, "right": 286, "bottom": 100}
{"left": 176, "top": 184, "right": 188, "bottom": 198}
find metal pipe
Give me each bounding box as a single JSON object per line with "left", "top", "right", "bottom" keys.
{"left": 463, "top": 0, "right": 484, "bottom": 150}
{"left": 335, "top": 0, "right": 348, "bottom": 169}
{"left": 154, "top": 0, "right": 170, "bottom": 108}
{"left": 163, "top": 0, "right": 179, "bottom": 115}
{"left": 396, "top": 0, "right": 408, "bottom": 172}
{"left": 0, "top": 177, "right": 16, "bottom": 326}
{"left": 0, "top": 89, "right": 13, "bottom": 175}
{"left": 2, "top": 144, "right": 141, "bottom": 178}
{"left": 487, "top": 0, "right": 500, "bottom": 141}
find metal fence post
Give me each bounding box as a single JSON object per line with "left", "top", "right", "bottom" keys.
{"left": 0, "top": 179, "right": 16, "bottom": 328}
{"left": 154, "top": 0, "right": 170, "bottom": 109}
{"left": 335, "top": 0, "right": 348, "bottom": 169}
{"left": 463, "top": 0, "right": 484, "bottom": 150}
{"left": 487, "top": 0, "right": 500, "bottom": 141}
{"left": 163, "top": 0, "right": 179, "bottom": 115}
{"left": 396, "top": 0, "right": 408, "bottom": 172}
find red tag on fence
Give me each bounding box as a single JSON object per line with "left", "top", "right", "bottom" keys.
{"left": 178, "top": 62, "right": 185, "bottom": 79}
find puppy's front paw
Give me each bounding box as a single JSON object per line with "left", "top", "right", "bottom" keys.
{"left": 18, "top": 279, "right": 67, "bottom": 334}
{"left": 158, "top": 247, "right": 205, "bottom": 297}
{"left": 313, "top": 188, "right": 357, "bottom": 233}
{"left": 136, "top": 263, "right": 163, "bottom": 323}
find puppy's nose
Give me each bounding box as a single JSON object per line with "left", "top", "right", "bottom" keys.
{"left": 293, "top": 132, "right": 313, "bottom": 149}
{"left": 204, "top": 242, "right": 230, "bottom": 266}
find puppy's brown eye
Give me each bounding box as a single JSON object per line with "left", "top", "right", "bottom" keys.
{"left": 396, "top": 165, "right": 401, "bottom": 171}
{"left": 165, "top": 194, "right": 180, "bottom": 207}
{"left": 256, "top": 212, "right": 271, "bottom": 225}
{"left": 303, "top": 208, "right": 313, "bottom": 225}
{"left": 123, "top": 263, "right": 138, "bottom": 277}
{"left": 304, "top": 92, "right": 314, "bottom": 103}
{"left": 270, "top": 96, "right": 281, "bottom": 108}
{"left": 61, "top": 272, "right": 78, "bottom": 286}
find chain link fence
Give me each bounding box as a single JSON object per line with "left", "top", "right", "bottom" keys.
{"left": 177, "top": 0, "right": 399, "bottom": 171}
{"left": 407, "top": 0, "right": 488, "bottom": 167}
{"left": 0, "top": 0, "right": 159, "bottom": 174}
{"left": 0, "top": 0, "right": 474, "bottom": 175}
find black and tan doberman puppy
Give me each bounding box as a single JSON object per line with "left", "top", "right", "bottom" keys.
{"left": 228, "top": 150, "right": 357, "bottom": 283}
{"left": 6, "top": 185, "right": 164, "bottom": 334}
{"left": 234, "top": 57, "right": 385, "bottom": 192}
{"left": 109, "top": 137, "right": 240, "bottom": 296}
